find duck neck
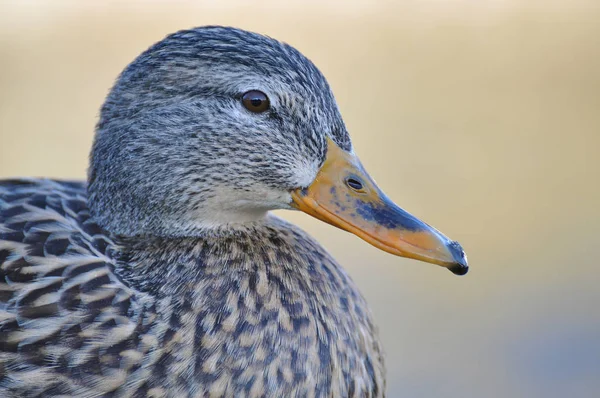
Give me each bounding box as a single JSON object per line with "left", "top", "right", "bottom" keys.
{"left": 111, "top": 216, "right": 303, "bottom": 298}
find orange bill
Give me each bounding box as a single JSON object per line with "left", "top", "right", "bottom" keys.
{"left": 291, "top": 137, "right": 468, "bottom": 275}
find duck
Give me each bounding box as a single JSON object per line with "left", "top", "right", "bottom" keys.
{"left": 0, "top": 26, "right": 468, "bottom": 397}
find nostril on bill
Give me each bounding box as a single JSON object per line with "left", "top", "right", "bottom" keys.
{"left": 345, "top": 177, "right": 364, "bottom": 191}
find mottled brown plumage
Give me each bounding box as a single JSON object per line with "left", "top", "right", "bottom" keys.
{"left": 0, "top": 180, "right": 383, "bottom": 396}
{"left": 0, "top": 26, "right": 467, "bottom": 397}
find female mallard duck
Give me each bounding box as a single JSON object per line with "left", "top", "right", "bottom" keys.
{"left": 0, "top": 26, "right": 467, "bottom": 397}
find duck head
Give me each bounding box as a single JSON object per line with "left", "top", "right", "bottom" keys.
{"left": 88, "top": 26, "right": 467, "bottom": 275}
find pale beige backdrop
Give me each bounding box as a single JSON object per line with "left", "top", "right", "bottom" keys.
{"left": 1, "top": 0, "right": 599, "bottom": 396}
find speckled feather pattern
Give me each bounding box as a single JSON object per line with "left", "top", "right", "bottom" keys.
{"left": 0, "top": 180, "right": 384, "bottom": 397}
{"left": 1, "top": 26, "right": 387, "bottom": 397}
{"left": 89, "top": 26, "right": 351, "bottom": 236}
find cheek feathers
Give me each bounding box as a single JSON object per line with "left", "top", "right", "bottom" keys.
{"left": 290, "top": 157, "right": 321, "bottom": 189}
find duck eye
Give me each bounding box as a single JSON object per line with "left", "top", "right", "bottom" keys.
{"left": 242, "top": 90, "right": 270, "bottom": 113}
{"left": 346, "top": 177, "right": 365, "bottom": 192}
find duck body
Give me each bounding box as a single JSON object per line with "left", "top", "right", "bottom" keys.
{"left": 0, "top": 179, "right": 383, "bottom": 397}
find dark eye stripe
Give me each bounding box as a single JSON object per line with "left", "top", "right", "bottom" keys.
{"left": 242, "top": 90, "right": 270, "bottom": 113}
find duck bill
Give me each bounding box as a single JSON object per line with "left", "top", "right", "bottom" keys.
{"left": 291, "top": 138, "right": 468, "bottom": 275}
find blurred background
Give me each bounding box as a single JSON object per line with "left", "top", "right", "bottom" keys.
{"left": 1, "top": 0, "right": 599, "bottom": 396}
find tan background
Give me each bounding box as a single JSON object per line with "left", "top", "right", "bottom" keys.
{"left": 1, "top": 0, "right": 599, "bottom": 396}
